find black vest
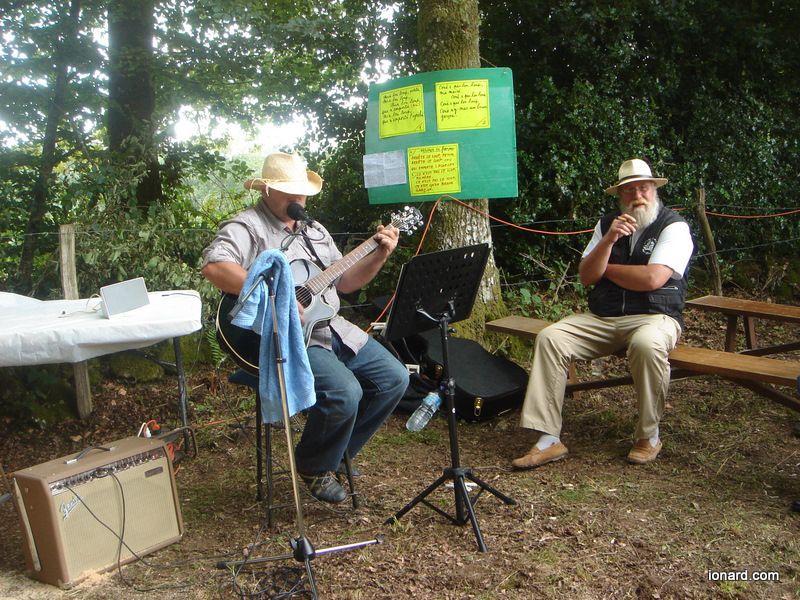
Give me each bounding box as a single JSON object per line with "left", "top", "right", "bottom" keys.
{"left": 587, "top": 207, "right": 689, "bottom": 327}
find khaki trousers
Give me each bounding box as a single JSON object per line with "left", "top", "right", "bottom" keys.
{"left": 520, "top": 312, "right": 681, "bottom": 440}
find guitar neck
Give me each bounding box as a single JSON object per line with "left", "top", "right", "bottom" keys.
{"left": 302, "top": 236, "right": 380, "bottom": 294}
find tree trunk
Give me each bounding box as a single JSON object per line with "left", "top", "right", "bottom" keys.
{"left": 108, "top": 0, "right": 161, "bottom": 208}
{"left": 16, "top": 0, "right": 81, "bottom": 294}
{"left": 417, "top": 0, "right": 506, "bottom": 339}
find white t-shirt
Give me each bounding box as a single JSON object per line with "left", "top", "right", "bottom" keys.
{"left": 582, "top": 218, "right": 694, "bottom": 279}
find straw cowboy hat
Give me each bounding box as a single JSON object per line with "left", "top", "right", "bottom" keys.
{"left": 244, "top": 152, "right": 323, "bottom": 196}
{"left": 604, "top": 158, "right": 668, "bottom": 195}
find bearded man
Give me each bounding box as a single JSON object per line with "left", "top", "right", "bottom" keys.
{"left": 511, "top": 158, "right": 694, "bottom": 469}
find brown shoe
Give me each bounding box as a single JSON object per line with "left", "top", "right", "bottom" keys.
{"left": 627, "top": 439, "right": 662, "bottom": 464}
{"left": 511, "top": 442, "right": 568, "bottom": 470}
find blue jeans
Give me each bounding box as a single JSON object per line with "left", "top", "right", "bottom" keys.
{"left": 295, "top": 335, "right": 408, "bottom": 474}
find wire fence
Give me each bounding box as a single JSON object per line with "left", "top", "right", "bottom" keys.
{"left": 3, "top": 201, "right": 799, "bottom": 243}
{"left": 3, "top": 200, "right": 799, "bottom": 295}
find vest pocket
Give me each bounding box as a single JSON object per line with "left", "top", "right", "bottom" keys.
{"left": 646, "top": 288, "right": 683, "bottom": 316}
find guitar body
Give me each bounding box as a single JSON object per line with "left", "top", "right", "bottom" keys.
{"left": 216, "top": 293, "right": 260, "bottom": 375}
{"left": 215, "top": 206, "right": 423, "bottom": 376}
{"left": 290, "top": 258, "right": 337, "bottom": 346}
{"left": 215, "top": 258, "right": 338, "bottom": 375}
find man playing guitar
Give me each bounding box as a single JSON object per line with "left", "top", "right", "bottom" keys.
{"left": 202, "top": 152, "right": 408, "bottom": 503}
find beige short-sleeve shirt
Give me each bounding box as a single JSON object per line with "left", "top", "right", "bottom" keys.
{"left": 202, "top": 201, "right": 368, "bottom": 353}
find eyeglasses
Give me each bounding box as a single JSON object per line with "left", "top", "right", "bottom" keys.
{"left": 619, "top": 182, "right": 654, "bottom": 197}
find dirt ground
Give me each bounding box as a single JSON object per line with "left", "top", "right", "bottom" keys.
{"left": 1, "top": 307, "right": 799, "bottom": 599}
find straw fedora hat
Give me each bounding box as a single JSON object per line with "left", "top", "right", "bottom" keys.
{"left": 244, "top": 152, "right": 323, "bottom": 196}
{"left": 604, "top": 158, "right": 667, "bottom": 195}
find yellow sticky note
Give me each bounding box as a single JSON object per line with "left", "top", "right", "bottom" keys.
{"left": 435, "top": 79, "right": 490, "bottom": 131}
{"left": 379, "top": 84, "right": 426, "bottom": 138}
{"left": 407, "top": 144, "right": 461, "bottom": 196}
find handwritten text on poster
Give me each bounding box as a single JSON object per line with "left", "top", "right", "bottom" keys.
{"left": 435, "top": 79, "right": 490, "bottom": 131}
{"left": 379, "top": 84, "right": 425, "bottom": 138}
{"left": 407, "top": 144, "right": 461, "bottom": 196}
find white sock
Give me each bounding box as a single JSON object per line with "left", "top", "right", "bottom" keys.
{"left": 535, "top": 434, "right": 560, "bottom": 450}
{"left": 649, "top": 427, "right": 659, "bottom": 447}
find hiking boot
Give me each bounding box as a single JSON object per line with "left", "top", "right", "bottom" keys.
{"left": 298, "top": 472, "right": 348, "bottom": 504}
{"left": 627, "top": 439, "right": 662, "bottom": 464}
{"left": 511, "top": 442, "right": 568, "bottom": 470}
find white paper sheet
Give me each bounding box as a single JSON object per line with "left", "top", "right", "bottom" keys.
{"left": 363, "top": 151, "right": 408, "bottom": 188}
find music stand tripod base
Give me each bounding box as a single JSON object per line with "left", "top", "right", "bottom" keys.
{"left": 382, "top": 244, "right": 516, "bottom": 552}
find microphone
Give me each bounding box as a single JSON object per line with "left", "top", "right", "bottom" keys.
{"left": 287, "top": 202, "right": 314, "bottom": 224}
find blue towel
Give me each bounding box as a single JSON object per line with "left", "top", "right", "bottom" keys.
{"left": 231, "top": 250, "right": 316, "bottom": 423}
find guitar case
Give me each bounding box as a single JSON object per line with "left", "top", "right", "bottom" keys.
{"left": 388, "top": 329, "right": 529, "bottom": 422}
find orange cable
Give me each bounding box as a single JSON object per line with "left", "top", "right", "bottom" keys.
{"left": 705, "top": 208, "right": 800, "bottom": 219}
{"left": 362, "top": 195, "right": 782, "bottom": 333}
{"left": 365, "top": 195, "right": 591, "bottom": 335}
{"left": 414, "top": 197, "right": 443, "bottom": 253}
{"left": 442, "top": 195, "right": 594, "bottom": 235}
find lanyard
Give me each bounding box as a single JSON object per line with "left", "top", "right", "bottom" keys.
{"left": 300, "top": 228, "right": 326, "bottom": 271}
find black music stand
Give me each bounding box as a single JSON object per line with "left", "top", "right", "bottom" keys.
{"left": 383, "top": 244, "right": 516, "bottom": 552}
{"left": 218, "top": 274, "right": 381, "bottom": 599}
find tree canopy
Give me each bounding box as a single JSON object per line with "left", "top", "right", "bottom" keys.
{"left": 1, "top": 0, "right": 798, "bottom": 304}
{"left": 476, "top": 0, "right": 800, "bottom": 290}
{"left": 0, "top": 0, "right": 396, "bottom": 294}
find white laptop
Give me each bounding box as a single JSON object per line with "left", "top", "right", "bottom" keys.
{"left": 99, "top": 277, "right": 150, "bottom": 318}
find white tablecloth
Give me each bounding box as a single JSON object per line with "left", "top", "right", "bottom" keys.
{"left": 0, "top": 290, "right": 203, "bottom": 367}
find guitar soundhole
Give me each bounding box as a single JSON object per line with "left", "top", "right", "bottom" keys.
{"left": 296, "top": 286, "right": 313, "bottom": 308}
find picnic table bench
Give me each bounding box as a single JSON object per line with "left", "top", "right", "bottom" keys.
{"left": 486, "top": 308, "right": 800, "bottom": 413}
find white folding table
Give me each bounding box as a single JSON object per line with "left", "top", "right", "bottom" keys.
{"left": 0, "top": 290, "right": 202, "bottom": 427}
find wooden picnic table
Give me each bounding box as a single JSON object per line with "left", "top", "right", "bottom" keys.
{"left": 685, "top": 295, "right": 800, "bottom": 355}
{"left": 684, "top": 295, "right": 800, "bottom": 408}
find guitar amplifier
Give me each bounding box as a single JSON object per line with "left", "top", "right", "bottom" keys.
{"left": 11, "top": 436, "right": 183, "bottom": 588}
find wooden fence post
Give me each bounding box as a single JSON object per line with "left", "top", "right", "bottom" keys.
{"left": 59, "top": 224, "right": 92, "bottom": 418}
{"left": 693, "top": 188, "right": 722, "bottom": 296}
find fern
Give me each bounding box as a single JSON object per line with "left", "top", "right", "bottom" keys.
{"left": 205, "top": 327, "right": 227, "bottom": 369}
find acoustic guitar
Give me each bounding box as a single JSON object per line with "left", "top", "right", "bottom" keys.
{"left": 216, "top": 206, "right": 423, "bottom": 375}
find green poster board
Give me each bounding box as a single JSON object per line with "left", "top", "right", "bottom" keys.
{"left": 364, "top": 68, "right": 517, "bottom": 205}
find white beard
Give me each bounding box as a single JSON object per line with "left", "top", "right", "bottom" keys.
{"left": 623, "top": 195, "right": 661, "bottom": 229}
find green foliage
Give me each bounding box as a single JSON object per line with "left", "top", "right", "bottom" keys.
{"left": 0, "top": 141, "right": 100, "bottom": 295}
{"left": 153, "top": 0, "right": 393, "bottom": 134}
{"left": 205, "top": 327, "right": 228, "bottom": 370}
{"left": 0, "top": 0, "right": 401, "bottom": 296}
{"left": 472, "top": 0, "right": 800, "bottom": 289}
{"left": 0, "top": 1, "right": 106, "bottom": 148}
{"left": 0, "top": 366, "right": 76, "bottom": 426}
{"left": 2, "top": 0, "right": 799, "bottom": 429}
{"left": 69, "top": 143, "right": 246, "bottom": 317}
{"left": 503, "top": 278, "right": 587, "bottom": 323}
{"left": 4, "top": 0, "right": 799, "bottom": 302}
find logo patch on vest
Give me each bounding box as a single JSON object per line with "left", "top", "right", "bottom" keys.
{"left": 642, "top": 238, "right": 657, "bottom": 255}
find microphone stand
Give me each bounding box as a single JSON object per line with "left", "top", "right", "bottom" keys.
{"left": 227, "top": 272, "right": 267, "bottom": 321}
{"left": 217, "top": 275, "right": 382, "bottom": 599}
{"left": 227, "top": 215, "right": 311, "bottom": 322}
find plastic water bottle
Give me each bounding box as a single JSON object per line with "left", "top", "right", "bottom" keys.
{"left": 406, "top": 390, "right": 442, "bottom": 432}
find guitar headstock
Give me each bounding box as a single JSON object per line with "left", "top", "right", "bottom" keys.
{"left": 389, "top": 206, "right": 424, "bottom": 234}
